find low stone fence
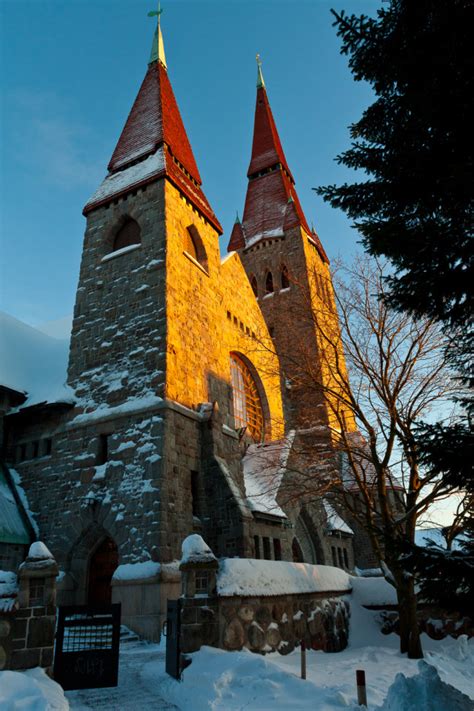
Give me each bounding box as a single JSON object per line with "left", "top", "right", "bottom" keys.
{"left": 178, "top": 535, "right": 351, "bottom": 656}
{"left": 0, "top": 542, "right": 58, "bottom": 671}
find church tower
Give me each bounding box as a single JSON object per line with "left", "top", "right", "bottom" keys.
{"left": 229, "top": 58, "right": 353, "bottom": 438}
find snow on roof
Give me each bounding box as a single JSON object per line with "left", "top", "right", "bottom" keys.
{"left": 242, "top": 433, "right": 295, "bottom": 518}
{"left": 181, "top": 534, "right": 216, "bottom": 564}
{"left": 0, "top": 311, "right": 73, "bottom": 409}
{"left": 112, "top": 561, "right": 161, "bottom": 582}
{"left": 350, "top": 575, "right": 398, "bottom": 607}
{"left": 323, "top": 500, "right": 354, "bottom": 535}
{"left": 85, "top": 148, "right": 165, "bottom": 208}
{"left": 217, "top": 559, "right": 351, "bottom": 597}
{"left": 415, "top": 527, "right": 466, "bottom": 550}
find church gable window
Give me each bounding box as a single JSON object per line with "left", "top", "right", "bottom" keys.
{"left": 113, "top": 218, "right": 141, "bottom": 252}
{"left": 183, "top": 225, "right": 208, "bottom": 271}
{"left": 230, "top": 353, "right": 264, "bottom": 442}
{"left": 265, "top": 271, "right": 274, "bottom": 294}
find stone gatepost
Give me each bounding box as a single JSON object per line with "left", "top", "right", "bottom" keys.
{"left": 12, "top": 541, "right": 58, "bottom": 670}
{"left": 179, "top": 534, "right": 219, "bottom": 652}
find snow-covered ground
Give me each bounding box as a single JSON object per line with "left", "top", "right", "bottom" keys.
{"left": 145, "top": 598, "right": 474, "bottom": 711}
{"left": 1, "top": 596, "right": 473, "bottom": 710}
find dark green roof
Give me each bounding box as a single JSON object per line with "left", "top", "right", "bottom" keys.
{"left": 0, "top": 465, "right": 31, "bottom": 545}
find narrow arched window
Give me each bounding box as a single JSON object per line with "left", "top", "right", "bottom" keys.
{"left": 281, "top": 265, "right": 290, "bottom": 289}
{"left": 113, "top": 218, "right": 141, "bottom": 252}
{"left": 230, "top": 354, "right": 264, "bottom": 441}
{"left": 183, "top": 229, "right": 198, "bottom": 260}
{"left": 183, "top": 225, "right": 208, "bottom": 271}
{"left": 250, "top": 276, "right": 258, "bottom": 297}
{"left": 265, "top": 271, "right": 274, "bottom": 294}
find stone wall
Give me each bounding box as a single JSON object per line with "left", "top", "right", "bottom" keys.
{"left": 0, "top": 544, "right": 57, "bottom": 672}
{"left": 178, "top": 548, "right": 350, "bottom": 657}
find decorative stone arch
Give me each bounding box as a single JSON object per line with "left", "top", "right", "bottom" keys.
{"left": 104, "top": 213, "right": 142, "bottom": 254}
{"left": 296, "top": 509, "right": 326, "bottom": 564}
{"left": 65, "top": 523, "right": 120, "bottom": 606}
{"left": 184, "top": 224, "right": 208, "bottom": 271}
{"left": 229, "top": 352, "right": 271, "bottom": 442}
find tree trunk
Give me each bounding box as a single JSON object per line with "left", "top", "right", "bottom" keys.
{"left": 396, "top": 577, "right": 423, "bottom": 659}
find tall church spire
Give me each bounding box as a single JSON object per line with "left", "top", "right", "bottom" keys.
{"left": 229, "top": 59, "right": 327, "bottom": 258}
{"left": 84, "top": 9, "right": 221, "bottom": 233}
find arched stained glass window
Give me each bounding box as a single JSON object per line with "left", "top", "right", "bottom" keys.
{"left": 113, "top": 218, "right": 141, "bottom": 251}
{"left": 230, "top": 354, "right": 264, "bottom": 441}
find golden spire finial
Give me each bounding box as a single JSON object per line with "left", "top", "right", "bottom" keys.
{"left": 256, "top": 53, "right": 265, "bottom": 89}
{"left": 148, "top": 2, "right": 167, "bottom": 68}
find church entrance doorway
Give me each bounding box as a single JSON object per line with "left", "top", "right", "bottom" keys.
{"left": 87, "top": 537, "right": 118, "bottom": 606}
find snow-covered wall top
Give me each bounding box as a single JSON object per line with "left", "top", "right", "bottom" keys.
{"left": 0, "top": 311, "right": 72, "bottom": 408}
{"left": 217, "top": 559, "right": 351, "bottom": 597}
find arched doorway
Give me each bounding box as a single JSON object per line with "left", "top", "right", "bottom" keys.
{"left": 87, "top": 537, "right": 118, "bottom": 606}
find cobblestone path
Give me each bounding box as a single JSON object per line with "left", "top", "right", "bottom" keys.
{"left": 66, "top": 644, "right": 179, "bottom": 710}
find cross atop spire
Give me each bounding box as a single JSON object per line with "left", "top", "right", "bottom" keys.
{"left": 256, "top": 53, "right": 265, "bottom": 88}
{"left": 148, "top": 2, "right": 167, "bottom": 68}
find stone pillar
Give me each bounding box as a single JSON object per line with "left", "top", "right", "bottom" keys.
{"left": 10, "top": 542, "right": 58, "bottom": 671}
{"left": 179, "top": 535, "right": 219, "bottom": 652}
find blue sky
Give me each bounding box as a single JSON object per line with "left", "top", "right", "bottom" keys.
{"left": 1, "top": 0, "right": 379, "bottom": 326}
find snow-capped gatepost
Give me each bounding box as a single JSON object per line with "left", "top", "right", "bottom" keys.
{"left": 179, "top": 535, "right": 219, "bottom": 652}
{"left": 0, "top": 541, "right": 58, "bottom": 672}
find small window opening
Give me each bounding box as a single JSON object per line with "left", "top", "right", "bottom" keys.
{"left": 44, "top": 438, "right": 52, "bottom": 456}
{"left": 263, "top": 537, "right": 272, "bottom": 560}
{"left": 273, "top": 538, "right": 282, "bottom": 561}
{"left": 337, "top": 547, "right": 344, "bottom": 569}
{"left": 343, "top": 549, "right": 349, "bottom": 569}
{"left": 292, "top": 537, "right": 304, "bottom": 563}
{"left": 183, "top": 225, "right": 208, "bottom": 270}
{"left": 113, "top": 218, "right": 141, "bottom": 252}
{"left": 29, "top": 577, "right": 45, "bottom": 607}
{"left": 250, "top": 276, "right": 258, "bottom": 297}
{"left": 191, "top": 470, "right": 199, "bottom": 517}
{"left": 281, "top": 266, "right": 290, "bottom": 289}
{"left": 195, "top": 570, "right": 209, "bottom": 595}
{"left": 32, "top": 441, "right": 40, "bottom": 459}
{"left": 254, "top": 535, "right": 261, "bottom": 559}
{"left": 265, "top": 272, "right": 274, "bottom": 294}
{"left": 269, "top": 326, "right": 275, "bottom": 339}
{"left": 97, "top": 434, "right": 110, "bottom": 465}
{"left": 331, "top": 546, "right": 338, "bottom": 567}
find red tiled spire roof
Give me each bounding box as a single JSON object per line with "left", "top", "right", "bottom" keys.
{"left": 247, "top": 86, "right": 293, "bottom": 181}
{"left": 108, "top": 62, "right": 202, "bottom": 182}
{"left": 229, "top": 69, "right": 328, "bottom": 262}
{"left": 85, "top": 30, "right": 222, "bottom": 233}
{"left": 228, "top": 216, "right": 245, "bottom": 251}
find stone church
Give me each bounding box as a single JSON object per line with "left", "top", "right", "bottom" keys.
{"left": 1, "top": 19, "right": 368, "bottom": 638}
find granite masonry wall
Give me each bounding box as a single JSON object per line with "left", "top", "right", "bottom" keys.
{"left": 178, "top": 556, "right": 350, "bottom": 656}
{"left": 0, "top": 547, "right": 57, "bottom": 672}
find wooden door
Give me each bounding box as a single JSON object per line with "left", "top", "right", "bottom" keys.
{"left": 88, "top": 538, "right": 118, "bottom": 606}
